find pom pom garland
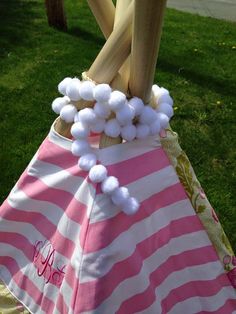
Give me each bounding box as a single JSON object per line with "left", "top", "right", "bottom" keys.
{"left": 52, "top": 76, "right": 176, "bottom": 215}
{"left": 65, "top": 79, "right": 81, "bottom": 101}
{"left": 128, "top": 97, "right": 144, "bottom": 116}
{"left": 94, "top": 102, "right": 111, "bottom": 119}
{"left": 60, "top": 104, "right": 77, "bottom": 123}
{"left": 58, "top": 77, "right": 73, "bottom": 95}
{"left": 116, "top": 104, "right": 135, "bottom": 126}
{"left": 78, "top": 153, "right": 97, "bottom": 171}
{"left": 136, "top": 124, "right": 150, "bottom": 139}
{"left": 108, "top": 91, "right": 126, "bottom": 111}
{"left": 104, "top": 119, "right": 121, "bottom": 138}
{"left": 122, "top": 197, "right": 140, "bottom": 215}
{"left": 121, "top": 124, "right": 136, "bottom": 142}
{"left": 71, "top": 140, "right": 91, "bottom": 156}
{"left": 78, "top": 108, "right": 97, "bottom": 125}
{"left": 52, "top": 96, "right": 70, "bottom": 114}
{"left": 71, "top": 122, "right": 89, "bottom": 139}
{"left": 111, "top": 187, "right": 130, "bottom": 206}
{"left": 101, "top": 176, "right": 119, "bottom": 194}
{"left": 79, "top": 81, "right": 96, "bottom": 101}
{"left": 89, "top": 165, "right": 107, "bottom": 183}
{"left": 93, "top": 84, "right": 112, "bottom": 103}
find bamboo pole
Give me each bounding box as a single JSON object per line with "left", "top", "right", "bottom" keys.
{"left": 87, "top": 0, "right": 115, "bottom": 39}
{"left": 87, "top": 1, "right": 133, "bottom": 84}
{"left": 55, "top": 1, "right": 133, "bottom": 137}
{"left": 99, "top": 0, "right": 132, "bottom": 148}
{"left": 129, "top": 0, "right": 167, "bottom": 103}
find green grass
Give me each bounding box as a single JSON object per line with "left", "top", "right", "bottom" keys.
{"left": 0, "top": 0, "right": 235, "bottom": 250}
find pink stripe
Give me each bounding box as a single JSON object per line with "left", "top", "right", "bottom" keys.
{"left": 0, "top": 203, "right": 75, "bottom": 259}
{"left": 0, "top": 232, "right": 67, "bottom": 286}
{"left": 38, "top": 138, "right": 90, "bottom": 178}
{"left": 161, "top": 273, "right": 233, "bottom": 314}
{"left": 96, "top": 147, "right": 170, "bottom": 193}
{"left": 81, "top": 182, "right": 187, "bottom": 253}
{"left": 0, "top": 256, "right": 56, "bottom": 313}
{"left": 38, "top": 138, "right": 77, "bottom": 170}
{"left": 201, "top": 299, "right": 236, "bottom": 314}
{"left": 73, "top": 215, "right": 204, "bottom": 312}
{"left": 116, "top": 246, "right": 219, "bottom": 314}
{"left": 16, "top": 171, "right": 87, "bottom": 225}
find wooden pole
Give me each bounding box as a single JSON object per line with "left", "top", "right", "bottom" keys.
{"left": 99, "top": 0, "right": 132, "bottom": 148}
{"left": 87, "top": 1, "right": 133, "bottom": 84}
{"left": 55, "top": 1, "right": 133, "bottom": 137}
{"left": 129, "top": 0, "right": 167, "bottom": 102}
{"left": 87, "top": 0, "right": 115, "bottom": 39}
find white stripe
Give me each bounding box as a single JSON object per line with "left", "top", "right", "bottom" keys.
{"left": 90, "top": 165, "right": 180, "bottom": 223}
{"left": 56, "top": 280, "right": 74, "bottom": 311}
{"left": 83, "top": 231, "right": 213, "bottom": 314}
{"left": 138, "top": 261, "right": 226, "bottom": 313}
{"left": 26, "top": 158, "right": 96, "bottom": 207}
{"left": 80, "top": 199, "right": 198, "bottom": 283}
{"left": 168, "top": 286, "right": 236, "bottom": 314}
{"left": 7, "top": 187, "right": 82, "bottom": 247}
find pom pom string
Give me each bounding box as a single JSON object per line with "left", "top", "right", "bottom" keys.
{"left": 51, "top": 76, "right": 175, "bottom": 215}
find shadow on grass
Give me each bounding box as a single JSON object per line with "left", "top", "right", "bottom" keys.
{"left": 0, "top": 0, "right": 43, "bottom": 57}
{"left": 66, "top": 26, "right": 105, "bottom": 46}
{"left": 157, "top": 58, "right": 236, "bottom": 98}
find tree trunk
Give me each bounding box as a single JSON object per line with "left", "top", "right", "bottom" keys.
{"left": 45, "top": 0, "right": 67, "bottom": 31}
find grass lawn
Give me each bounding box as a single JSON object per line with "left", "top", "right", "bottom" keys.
{"left": 0, "top": 0, "right": 235, "bottom": 250}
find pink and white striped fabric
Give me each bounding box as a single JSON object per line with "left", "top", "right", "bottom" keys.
{"left": 0, "top": 121, "right": 236, "bottom": 313}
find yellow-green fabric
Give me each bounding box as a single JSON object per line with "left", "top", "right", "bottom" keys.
{"left": 161, "top": 128, "right": 235, "bottom": 274}
{"left": 0, "top": 280, "right": 29, "bottom": 313}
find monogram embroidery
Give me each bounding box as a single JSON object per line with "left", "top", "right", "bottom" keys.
{"left": 33, "top": 240, "right": 66, "bottom": 287}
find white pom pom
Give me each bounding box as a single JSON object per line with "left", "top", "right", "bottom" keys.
{"left": 152, "top": 84, "right": 161, "bottom": 97}
{"left": 89, "top": 165, "right": 107, "bottom": 183}
{"left": 149, "top": 119, "right": 161, "bottom": 135}
{"left": 94, "top": 102, "right": 111, "bottom": 119}
{"left": 155, "top": 87, "right": 169, "bottom": 99}
{"left": 156, "top": 112, "right": 169, "bottom": 129}
{"left": 71, "top": 122, "right": 89, "bottom": 139}
{"left": 104, "top": 119, "right": 121, "bottom": 138}
{"left": 121, "top": 124, "right": 136, "bottom": 141}
{"left": 78, "top": 108, "right": 97, "bottom": 125}
{"left": 58, "top": 77, "right": 73, "bottom": 95}
{"left": 71, "top": 140, "right": 91, "bottom": 156}
{"left": 90, "top": 118, "right": 105, "bottom": 133}
{"left": 74, "top": 112, "right": 80, "bottom": 122}
{"left": 158, "top": 94, "right": 173, "bottom": 107}
{"left": 108, "top": 91, "right": 126, "bottom": 111}
{"left": 60, "top": 105, "right": 77, "bottom": 123}
{"left": 136, "top": 124, "right": 150, "bottom": 139}
{"left": 94, "top": 84, "right": 112, "bottom": 103}
{"left": 66, "top": 79, "right": 81, "bottom": 101}
{"left": 116, "top": 104, "right": 135, "bottom": 126}
{"left": 101, "top": 176, "right": 119, "bottom": 194}
{"left": 78, "top": 153, "right": 97, "bottom": 171}
{"left": 128, "top": 97, "right": 144, "bottom": 116}
{"left": 122, "top": 197, "right": 140, "bottom": 215}
{"left": 139, "top": 106, "right": 157, "bottom": 124}
{"left": 157, "top": 103, "right": 174, "bottom": 118}
{"left": 51, "top": 96, "right": 69, "bottom": 114}
{"left": 79, "top": 81, "right": 95, "bottom": 101}
{"left": 111, "top": 187, "right": 129, "bottom": 206}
